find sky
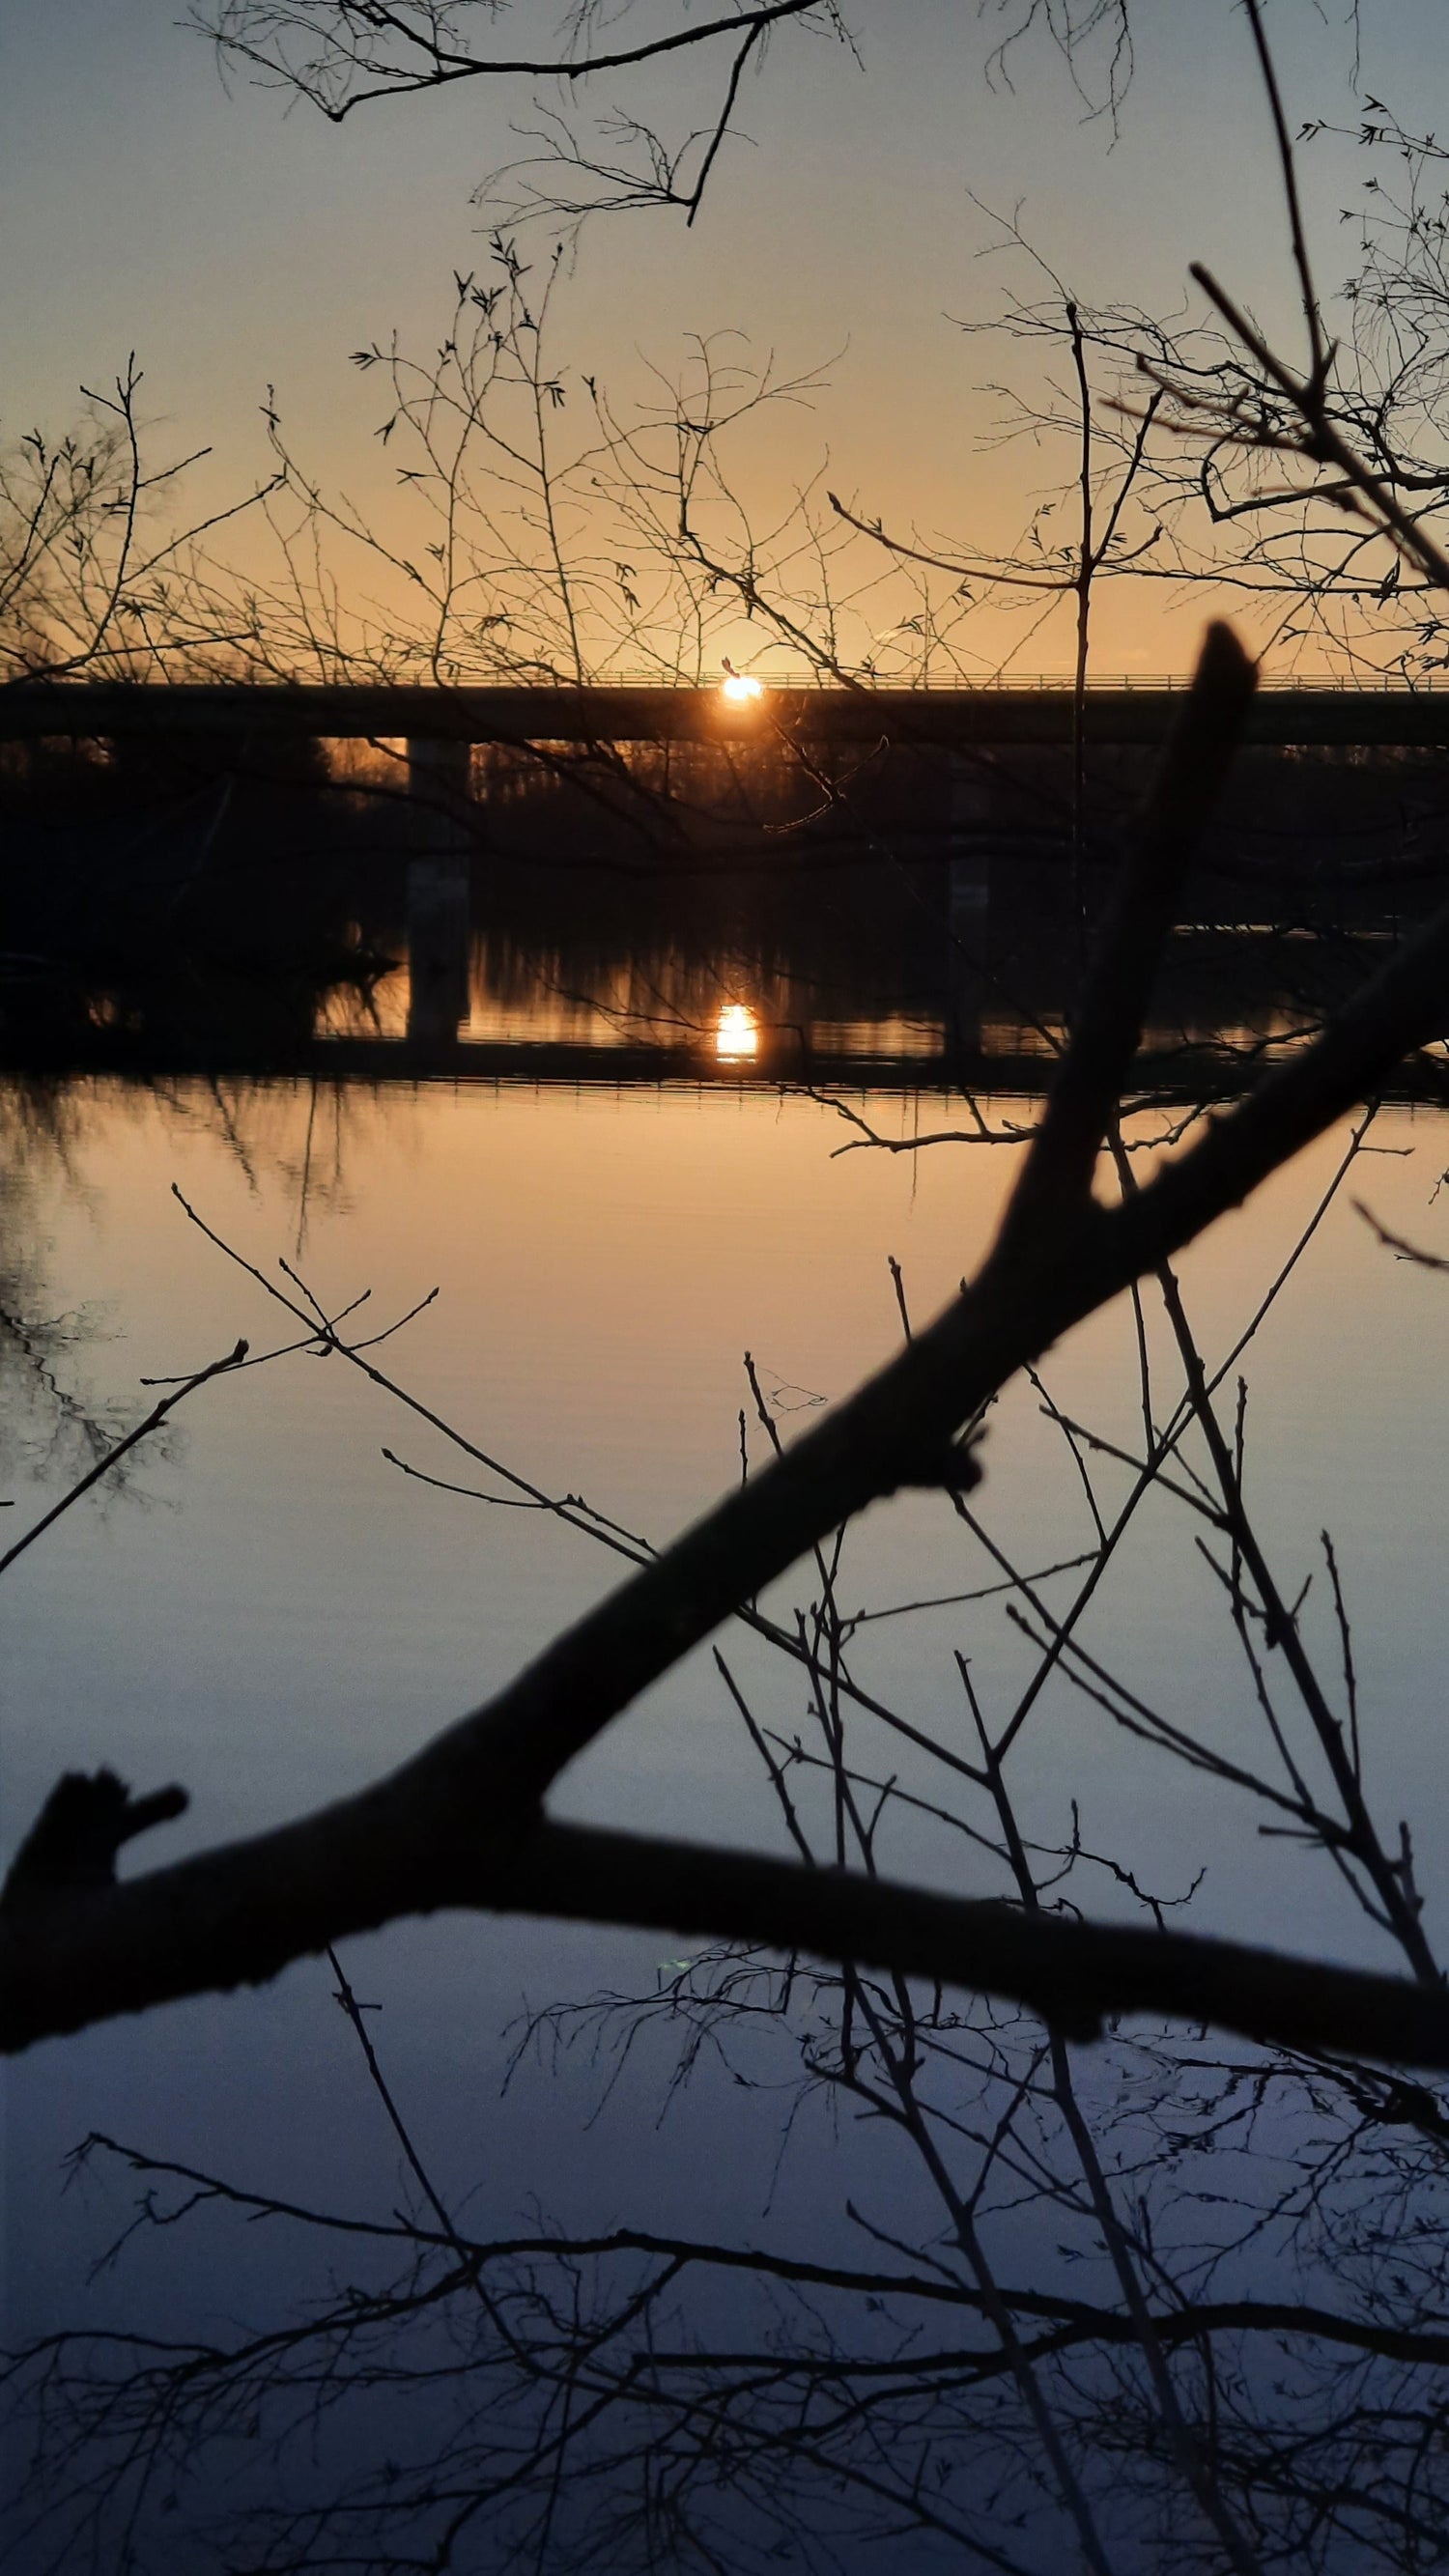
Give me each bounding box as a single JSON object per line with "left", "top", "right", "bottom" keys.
{"left": 4, "top": 0, "right": 1446, "bottom": 672}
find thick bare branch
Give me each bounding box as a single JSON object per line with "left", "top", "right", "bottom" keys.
{"left": 13, "top": 624, "right": 1449, "bottom": 2055}
{"left": 196, "top": 0, "right": 827, "bottom": 120}
{"left": 13, "top": 1811, "right": 1449, "bottom": 2071}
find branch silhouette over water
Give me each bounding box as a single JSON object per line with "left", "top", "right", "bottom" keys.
{"left": 10, "top": 624, "right": 1449, "bottom": 2071}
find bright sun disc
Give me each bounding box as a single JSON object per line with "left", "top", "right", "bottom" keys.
{"left": 716, "top": 1003, "right": 758, "bottom": 1061}
{"left": 720, "top": 671, "right": 764, "bottom": 703}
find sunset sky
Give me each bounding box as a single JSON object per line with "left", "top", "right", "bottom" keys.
{"left": 5, "top": 1, "right": 1443, "bottom": 672}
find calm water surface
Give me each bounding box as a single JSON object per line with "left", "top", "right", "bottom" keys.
{"left": 5, "top": 1057, "right": 1449, "bottom": 2562}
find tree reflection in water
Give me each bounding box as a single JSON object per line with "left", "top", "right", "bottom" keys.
{"left": 0, "top": 1082, "right": 153, "bottom": 1501}
{"left": 8, "top": 1074, "right": 1449, "bottom": 2574}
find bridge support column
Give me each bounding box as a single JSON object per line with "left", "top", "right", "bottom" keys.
{"left": 946, "top": 754, "right": 992, "bottom": 1052}
{"left": 404, "top": 739, "right": 473, "bottom": 1045}
{"left": 406, "top": 855, "right": 471, "bottom": 1045}
{"left": 406, "top": 734, "right": 473, "bottom": 852}
{"left": 947, "top": 754, "right": 992, "bottom": 927}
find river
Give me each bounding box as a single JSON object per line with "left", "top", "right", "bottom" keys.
{"left": 5, "top": 860, "right": 1449, "bottom": 2568}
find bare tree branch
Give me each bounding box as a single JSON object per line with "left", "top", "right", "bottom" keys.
{"left": 13, "top": 623, "right": 1449, "bottom": 2061}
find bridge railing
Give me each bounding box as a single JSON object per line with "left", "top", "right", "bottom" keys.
{"left": 579, "top": 665, "right": 1449, "bottom": 694}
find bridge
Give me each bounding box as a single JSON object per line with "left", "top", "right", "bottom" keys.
{"left": 7, "top": 679, "right": 1449, "bottom": 749}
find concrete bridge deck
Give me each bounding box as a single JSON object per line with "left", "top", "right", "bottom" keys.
{"left": 8, "top": 680, "right": 1449, "bottom": 749}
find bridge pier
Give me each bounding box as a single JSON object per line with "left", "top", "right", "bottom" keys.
{"left": 406, "top": 735, "right": 473, "bottom": 851}
{"left": 945, "top": 754, "right": 993, "bottom": 1051}
{"left": 406, "top": 856, "right": 470, "bottom": 1044}
{"left": 947, "top": 754, "right": 993, "bottom": 929}
{"left": 403, "top": 737, "right": 473, "bottom": 1043}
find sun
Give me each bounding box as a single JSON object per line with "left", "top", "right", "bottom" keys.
{"left": 715, "top": 1003, "right": 759, "bottom": 1062}
{"left": 719, "top": 664, "right": 764, "bottom": 704}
